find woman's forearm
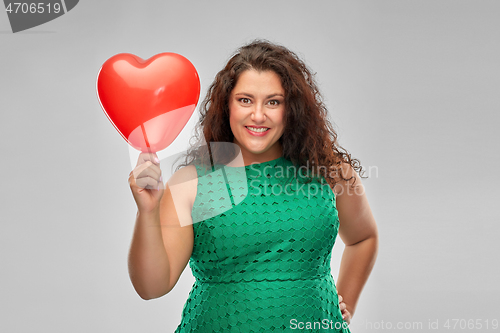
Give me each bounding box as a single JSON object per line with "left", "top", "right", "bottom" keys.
{"left": 128, "top": 208, "right": 171, "bottom": 300}
{"left": 336, "top": 235, "right": 378, "bottom": 317}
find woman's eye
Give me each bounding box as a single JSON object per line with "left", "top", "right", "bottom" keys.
{"left": 239, "top": 98, "right": 251, "bottom": 104}
{"left": 268, "top": 100, "right": 280, "bottom": 106}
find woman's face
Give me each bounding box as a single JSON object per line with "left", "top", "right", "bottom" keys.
{"left": 229, "top": 69, "right": 285, "bottom": 162}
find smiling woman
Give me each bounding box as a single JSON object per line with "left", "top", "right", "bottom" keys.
{"left": 229, "top": 69, "right": 286, "bottom": 162}
{"left": 127, "top": 40, "right": 378, "bottom": 333}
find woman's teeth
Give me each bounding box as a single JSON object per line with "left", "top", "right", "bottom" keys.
{"left": 246, "top": 126, "right": 269, "bottom": 133}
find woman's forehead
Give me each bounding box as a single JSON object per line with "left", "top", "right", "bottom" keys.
{"left": 232, "top": 69, "right": 284, "bottom": 94}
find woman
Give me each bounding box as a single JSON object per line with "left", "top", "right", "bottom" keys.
{"left": 128, "top": 40, "right": 378, "bottom": 332}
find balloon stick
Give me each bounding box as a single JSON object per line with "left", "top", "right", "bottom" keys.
{"left": 140, "top": 123, "right": 152, "bottom": 153}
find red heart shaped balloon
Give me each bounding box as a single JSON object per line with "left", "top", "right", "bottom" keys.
{"left": 96, "top": 53, "right": 200, "bottom": 152}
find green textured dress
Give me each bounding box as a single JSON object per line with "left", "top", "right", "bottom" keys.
{"left": 175, "top": 156, "right": 351, "bottom": 332}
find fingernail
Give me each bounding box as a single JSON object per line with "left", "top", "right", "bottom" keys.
{"left": 155, "top": 157, "right": 159, "bottom": 163}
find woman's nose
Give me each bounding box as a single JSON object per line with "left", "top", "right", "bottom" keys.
{"left": 251, "top": 104, "right": 266, "bottom": 122}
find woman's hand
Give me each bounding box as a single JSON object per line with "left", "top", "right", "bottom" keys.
{"left": 338, "top": 294, "right": 352, "bottom": 325}
{"left": 128, "top": 152, "right": 164, "bottom": 213}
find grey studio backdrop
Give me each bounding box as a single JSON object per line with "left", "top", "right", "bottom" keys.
{"left": 1, "top": 1, "right": 499, "bottom": 332}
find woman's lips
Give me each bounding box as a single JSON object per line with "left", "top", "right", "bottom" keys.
{"left": 245, "top": 126, "right": 270, "bottom": 136}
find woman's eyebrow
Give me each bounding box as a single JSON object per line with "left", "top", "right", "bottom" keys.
{"left": 234, "top": 93, "right": 285, "bottom": 98}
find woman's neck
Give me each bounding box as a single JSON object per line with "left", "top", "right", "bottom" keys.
{"left": 237, "top": 144, "right": 283, "bottom": 167}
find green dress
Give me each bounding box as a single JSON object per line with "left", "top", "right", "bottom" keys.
{"left": 175, "top": 156, "right": 351, "bottom": 332}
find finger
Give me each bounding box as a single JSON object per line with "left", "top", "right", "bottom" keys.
{"left": 338, "top": 294, "right": 343, "bottom": 303}
{"left": 157, "top": 177, "right": 165, "bottom": 191}
{"left": 136, "top": 152, "right": 160, "bottom": 167}
{"left": 342, "top": 309, "right": 351, "bottom": 324}
{"left": 130, "top": 164, "right": 162, "bottom": 191}
{"left": 133, "top": 161, "right": 161, "bottom": 181}
{"left": 136, "top": 176, "right": 160, "bottom": 190}
{"left": 339, "top": 301, "right": 346, "bottom": 312}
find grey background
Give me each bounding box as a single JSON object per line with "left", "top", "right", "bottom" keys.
{"left": 1, "top": 1, "right": 499, "bottom": 332}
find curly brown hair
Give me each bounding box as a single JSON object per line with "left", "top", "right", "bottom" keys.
{"left": 176, "top": 39, "right": 365, "bottom": 190}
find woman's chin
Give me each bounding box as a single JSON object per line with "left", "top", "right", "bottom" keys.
{"left": 235, "top": 139, "right": 281, "bottom": 158}
{"left": 242, "top": 146, "right": 270, "bottom": 156}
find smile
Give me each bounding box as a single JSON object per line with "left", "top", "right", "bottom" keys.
{"left": 245, "top": 126, "right": 270, "bottom": 136}
{"left": 246, "top": 126, "right": 269, "bottom": 133}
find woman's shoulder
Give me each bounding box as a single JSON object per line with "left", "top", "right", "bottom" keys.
{"left": 331, "top": 161, "right": 364, "bottom": 196}
{"left": 168, "top": 164, "right": 198, "bottom": 187}
{"left": 165, "top": 164, "right": 199, "bottom": 227}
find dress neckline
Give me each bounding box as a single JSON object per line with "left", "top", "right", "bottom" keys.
{"left": 243, "top": 156, "right": 285, "bottom": 168}
{"left": 220, "top": 156, "right": 285, "bottom": 169}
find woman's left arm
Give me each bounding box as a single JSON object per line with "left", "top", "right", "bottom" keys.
{"left": 334, "top": 163, "right": 379, "bottom": 322}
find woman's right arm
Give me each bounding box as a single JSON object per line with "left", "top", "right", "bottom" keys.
{"left": 127, "top": 152, "right": 195, "bottom": 300}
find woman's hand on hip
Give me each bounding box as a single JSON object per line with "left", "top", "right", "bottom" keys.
{"left": 338, "top": 294, "right": 352, "bottom": 325}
